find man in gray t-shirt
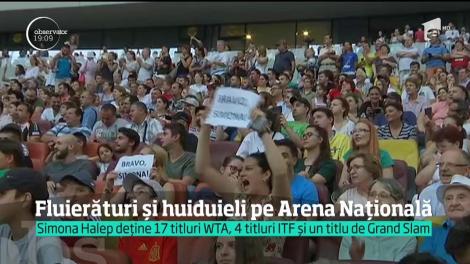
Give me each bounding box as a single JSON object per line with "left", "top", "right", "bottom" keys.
{"left": 0, "top": 168, "right": 65, "bottom": 264}
{"left": 90, "top": 103, "right": 129, "bottom": 144}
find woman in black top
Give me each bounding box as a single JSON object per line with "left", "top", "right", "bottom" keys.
{"left": 176, "top": 44, "right": 192, "bottom": 77}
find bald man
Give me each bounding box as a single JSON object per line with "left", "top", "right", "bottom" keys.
{"left": 43, "top": 135, "right": 98, "bottom": 191}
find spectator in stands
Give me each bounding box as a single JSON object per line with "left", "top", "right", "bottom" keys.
{"left": 360, "top": 86, "right": 384, "bottom": 123}
{"left": 301, "top": 125, "right": 337, "bottom": 194}
{"left": 127, "top": 101, "right": 163, "bottom": 145}
{"left": 422, "top": 30, "right": 450, "bottom": 79}
{"left": 196, "top": 108, "right": 290, "bottom": 257}
{"left": 95, "top": 143, "right": 114, "bottom": 178}
{"left": 118, "top": 94, "right": 137, "bottom": 121}
{"left": 340, "top": 178, "right": 417, "bottom": 261}
{"left": 272, "top": 39, "right": 295, "bottom": 76}
{"left": 378, "top": 102, "right": 417, "bottom": 140}
{"left": 42, "top": 104, "right": 91, "bottom": 145}
{"left": 415, "top": 27, "right": 425, "bottom": 43}
{"left": 336, "top": 152, "right": 382, "bottom": 206}
{"left": 136, "top": 84, "right": 151, "bottom": 105}
{"left": 0, "top": 138, "right": 27, "bottom": 169}
{"left": 339, "top": 41, "right": 358, "bottom": 77}
{"left": 310, "top": 108, "right": 350, "bottom": 161}
{"left": 91, "top": 103, "right": 129, "bottom": 144}
{"left": 340, "top": 119, "right": 394, "bottom": 188}
{"left": 275, "top": 138, "right": 319, "bottom": 206}
{"left": 373, "top": 44, "right": 397, "bottom": 78}
{"left": 189, "top": 47, "right": 208, "bottom": 74}
{"left": 457, "top": 68, "right": 470, "bottom": 89}
{"left": 220, "top": 156, "right": 244, "bottom": 182}
{"left": 172, "top": 111, "right": 198, "bottom": 153}
{"left": 420, "top": 174, "right": 470, "bottom": 264}
{"left": 443, "top": 114, "right": 470, "bottom": 153}
{"left": 79, "top": 91, "right": 98, "bottom": 130}
{"left": 0, "top": 101, "right": 12, "bottom": 130}
{"left": 397, "top": 36, "right": 420, "bottom": 87}
{"left": 0, "top": 124, "right": 33, "bottom": 168}
{"left": 78, "top": 51, "right": 98, "bottom": 86}
{"left": 269, "top": 84, "right": 290, "bottom": 119}
{"left": 416, "top": 143, "right": 469, "bottom": 220}
{"left": 0, "top": 168, "right": 65, "bottom": 264}
{"left": 104, "top": 127, "right": 140, "bottom": 177}
{"left": 24, "top": 87, "right": 44, "bottom": 110}
{"left": 236, "top": 108, "right": 285, "bottom": 158}
{"left": 10, "top": 102, "right": 41, "bottom": 142}
{"left": 137, "top": 47, "right": 154, "bottom": 83}
{"left": 160, "top": 122, "right": 198, "bottom": 186}
{"left": 175, "top": 44, "right": 192, "bottom": 78}
{"left": 318, "top": 35, "right": 339, "bottom": 74}
{"left": 403, "top": 77, "right": 429, "bottom": 119}
{"left": 418, "top": 123, "right": 464, "bottom": 186}
{"left": 40, "top": 92, "right": 61, "bottom": 125}
{"left": 57, "top": 82, "right": 73, "bottom": 104}
{"left": 72, "top": 132, "right": 88, "bottom": 159}
{"left": 445, "top": 216, "right": 470, "bottom": 264}
{"left": 99, "top": 80, "right": 115, "bottom": 105}
{"left": 450, "top": 40, "right": 470, "bottom": 74}
{"left": 345, "top": 93, "right": 361, "bottom": 123}
{"left": 331, "top": 97, "right": 355, "bottom": 136}
{"left": 50, "top": 44, "right": 74, "bottom": 85}
{"left": 280, "top": 96, "right": 310, "bottom": 147}
{"left": 208, "top": 40, "right": 230, "bottom": 76}
{"left": 44, "top": 134, "right": 97, "bottom": 191}
{"left": 7, "top": 90, "right": 24, "bottom": 103}
{"left": 189, "top": 71, "right": 208, "bottom": 100}
{"left": 354, "top": 68, "right": 372, "bottom": 96}
{"left": 156, "top": 46, "right": 172, "bottom": 75}
{"left": 169, "top": 82, "right": 185, "bottom": 113}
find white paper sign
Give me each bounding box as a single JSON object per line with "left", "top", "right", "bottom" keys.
{"left": 114, "top": 154, "right": 154, "bottom": 186}
{"left": 205, "top": 87, "right": 260, "bottom": 128}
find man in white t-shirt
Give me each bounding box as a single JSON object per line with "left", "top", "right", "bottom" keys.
{"left": 137, "top": 47, "right": 154, "bottom": 84}
{"left": 208, "top": 40, "right": 230, "bottom": 76}
{"left": 40, "top": 93, "right": 62, "bottom": 125}
{"left": 396, "top": 36, "right": 419, "bottom": 87}
{"left": 445, "top": 22, "right": 460, "bottom": 42}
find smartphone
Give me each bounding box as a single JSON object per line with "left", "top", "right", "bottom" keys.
{"left": 425, "top": 107, "right": 432, "bottom": 119}
{"left": 274, "top": 106, "right": 283, "bottom": 114}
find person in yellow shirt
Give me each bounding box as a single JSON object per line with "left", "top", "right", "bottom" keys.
{"left": 310, "top": 108, "right": 350, "bottom": 161}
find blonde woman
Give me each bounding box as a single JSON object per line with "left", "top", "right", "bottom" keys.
{"left": 255, "top": 45, "right": 269, "bottom": 74}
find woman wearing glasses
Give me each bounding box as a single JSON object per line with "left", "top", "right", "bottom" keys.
{"left": 339, "top": 178, "right": 417, "bottom": 261}
{"left": 335, "top": 152, "right": 382, "bottom": 207}
{"left": 339, "top": 119, "right": 394, "bottom": 189}
{"left": 301, "top": 125, "right": 337, "bottom": 194}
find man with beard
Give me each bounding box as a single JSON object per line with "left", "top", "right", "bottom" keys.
{"left": 43, "top": 134, "right": 97, "bottom": 193}
{"left": 104, "top": 127, "right": 141, "bottom": 177}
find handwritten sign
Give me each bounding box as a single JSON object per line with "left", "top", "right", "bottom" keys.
{"left": 205, "top": 87, "right": 260, "bottom": 128}
{"left": 114, "top": 154, "right": 154, "bottom": 186}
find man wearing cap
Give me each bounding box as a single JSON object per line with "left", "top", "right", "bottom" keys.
{"left": 0, "top": 168, "right": 65, "bottom": 263}
{"left": 44, "top": 135, "right": 97, "bottom": 191}
{"left": 422, "top": 30, "right": 450, "bottom": 79}
{"left": 420, "top": 174, "right": 470, "bottom": 264}
{"left": 103, "top": 173, "right": 177, "bottom": 264}
{"left": 127, "top": 101, "right": 163, "bottom": 145}
{"left": 281, "top": 96, "right": 310, "bottom": 148}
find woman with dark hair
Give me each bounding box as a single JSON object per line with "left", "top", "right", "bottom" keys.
{"left": 450, "top": 40, "right": 470, "bottom": 74}
{"left": 378, "top": 102, "right": 417, "bottom": 140}
{"left": 196, "top": 109, "right": 290, "bottom": 258}
{"left": 220, "top": 155, "right": 244, "bottom": 182}
{"left": 302, "top": 125, "right": 337, "bottom": 193}
{"left": 215, "top": 237, "right": 264, "bottom": 264}
{"left": 156, "top": 46, "right": 172, "bottom": 75}
{"left": 359, "top": 86, "right": 384, "bottom": 122}
{"left": 345, "top": 93, "right": 361, "bottom": 123}
{"left": 373, "top": 44, "right": 397, "bottom": 77}
{"left": 122, "top": 50, "right": 139, "bottom": 84}
{"left": 256, "top": 74, "right": 270, "bottom": 94}
{"left": 176, "top": 44, "right": 193, "bottom": 77}
{"left": 190, "top": 47, "right": 208, "bottom": 73}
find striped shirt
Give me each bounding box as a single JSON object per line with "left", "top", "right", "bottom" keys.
{"left": 378, "top": 122, "right": 416, "bottom": 140}
{"left": 47, "top": 123, "right": 92, "bottom": 138}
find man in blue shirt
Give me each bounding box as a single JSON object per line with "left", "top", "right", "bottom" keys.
{"left": 419, "top": 174, "right": 470, "bottom": 264}
{"left": 274, "top": 139, "right": 319, "bottom": 207}
{"left": 79, "top": 90, "right": 98, "bottom": 130}
{"left": 273, "top": 39, "right": 296, "bottom": 76}
{"left": 421, "top": 30, "right": 449, "bottom": 79}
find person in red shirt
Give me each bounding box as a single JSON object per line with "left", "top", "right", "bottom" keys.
{"left": 111, "top": 173, "right": 178, "bottom": 264}
{"left": 415, "top": 27, "right": 425, "bottom": 43}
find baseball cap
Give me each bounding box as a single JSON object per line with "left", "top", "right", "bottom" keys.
{"left": 290, "top": 96, "right": 311, "bottom": 110}
{"left": 0, "top": 168, "right": 48, "bottom": 200}
{"left": 123, "top": 173, "right": 164, "bottom": 199}
{"left": 437, "top": 175, "right": 470, "bottom": 203}
{"left": 183, "top": 95, "right": 200, "bottom": 107}
{"left": 59, "top": 170, "right": 96, "bottom": 192}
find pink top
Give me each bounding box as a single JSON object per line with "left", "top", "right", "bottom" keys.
{"left": 432, "top": 101, "right": 449, "bottom": 127}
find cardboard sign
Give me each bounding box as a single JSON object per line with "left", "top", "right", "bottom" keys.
{"left": 114, "top": 154, "right": 154, "bottom": 186}
{"left": 205, "top": 87, "right": 260, "bottom": 128}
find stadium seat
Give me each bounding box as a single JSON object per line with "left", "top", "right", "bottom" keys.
{"left": 66, "top": 247, "right": 132, "bottom": 264}
{"left": 209, "top": 141, "right": 240, "bottom": 169}
{"left": 84, "top": 142, "right": 101, "bottom": 157}
{"left": 282, "top": 237, "right": 310, "bottom": 264}
{"left": 27, "top": 142, "right": 49, "bottom": 160}
{"left": 379, "top": 139, "right": 419, "bottom": 171}
{"left": 392, "top": 159, "right": 409, "bottom": 193}
{"left": 37, "top": 119, "right": 53, "bottom": 135}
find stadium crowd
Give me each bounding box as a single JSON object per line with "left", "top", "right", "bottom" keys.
{"left": 0, "top": 21, "right": 469, "bottom": 264}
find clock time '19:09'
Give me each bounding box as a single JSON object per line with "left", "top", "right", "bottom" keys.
{"left": 33, "top": 34, "right": 54, "bottom": 42}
